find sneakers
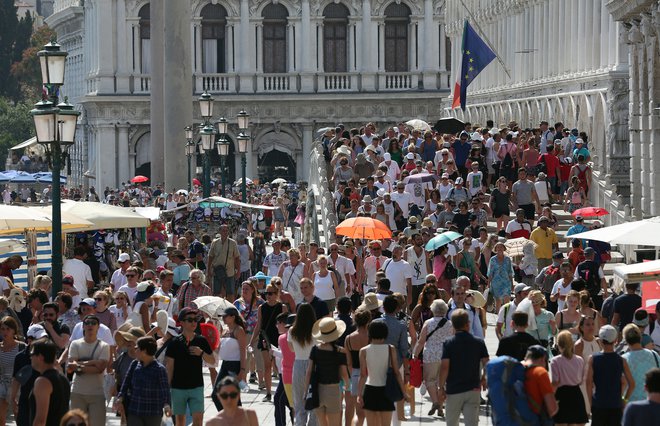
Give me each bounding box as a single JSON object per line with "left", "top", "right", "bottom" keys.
{"left": 249, "top": 372, "right": 257, "bottom": 384}
{"left": 262, "top": 394, "right": 272, "bottom": 402}
{"left": 419, "top": 383, "right": 427, "bottom": 396}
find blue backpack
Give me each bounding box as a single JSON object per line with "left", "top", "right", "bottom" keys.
{"left": 486, "top": 356, "right": 541, "bottom": 426}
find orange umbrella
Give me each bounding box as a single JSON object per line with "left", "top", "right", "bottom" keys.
{"left": 336, "top": 217, "right": 392, "bottom": 240}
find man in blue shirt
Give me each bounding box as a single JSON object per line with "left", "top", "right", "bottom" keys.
{"left": 452, "top": 131, "right": 472, "bottom": 180}
{"left": 565, "top": 215, "right": 589, "bottom": 248}
{"left": 439, "top": 308, "right": 489, "bottom": 426}
{"left": 373, "top": 295, "right": 409, "bottom": 367}
{"left": 623, "top": 368, "right": 660, "bottom": 426}
{"left": 446, "top": 277, "right": 484, "bottom": 338}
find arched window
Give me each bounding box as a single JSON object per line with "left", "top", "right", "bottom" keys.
{"left": 384, "top": 2, "right": 410, "bottom": 72}
{"left": 323, "top": 3, "right": 349, "bottom": 72}
{"left": 138, "top": 4, "right": 150, "bottom": 73}
{"left": 262, "top": 3, "right": 288, "bottom": 73}
{"left": 201, "top": 4, "right": 228, "bottom": 73}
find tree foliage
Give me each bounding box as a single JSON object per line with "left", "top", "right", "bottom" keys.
{"left": 11, "top": 25, "right": 57, "bottom": 102}
{"left": 0, "top": 1, "right": 34, "bottom": 102}
{"left": 0, "top": 98, "right": 34, "bottom": 167}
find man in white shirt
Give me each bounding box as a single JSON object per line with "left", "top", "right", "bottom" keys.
{"left": 550, "top": 262, "right": 574, "bottom": 311}
{"left": 328, "top": 243, "right": 357, "bottom": 295}
{"left": 495, "top": 283, "right": 531, "bottom": 339}
{"left": 390, "top": 182, "right": 413, "bottom": 226}
{"left": 404, "top": 234, "right": 432, "bottom": 308}
{"left": 155, "top": 269, "right": 178, "bottom": 318}
{"left": 110, "top": 252, "right": 131, "bottom": 291}
{"left": 382, "top": 245, "right": 413, "bottom": 303}
{"left": 62, "top": 246, "right": 94, "bottom": 299}
{"left": 379, "top": 152, "right": 401, "bottom": 183}
{"left": 363, "top": 240, "right": 388, "bottom": 292}
{"left": 263, "top": 240, "right": 288, "bottom": 277}
{"left": 117, "top": 266, "right": 141, "bottom": 305}
{"left": 67, "top": 299, "right": 115, "bottom": 345}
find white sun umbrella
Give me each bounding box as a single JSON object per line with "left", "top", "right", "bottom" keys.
{"left": 0, "top": 205, "right": 93, "bottom": 235}
{"left": 29, "top": 206, "right": 95, "bottom": 233}
{"left": 405, "top": 119, "right": 432, "bottom": 132}
{"left": 234, "top": 177, "right": 253, "bottom": 186}
{"left": 569, "top": 216, "right": 660, "bottom": 247}
{"left": 192, "top": 296, "right": 234, "bottom": 318}
{"left": 504, "top": 237, "right": 537, "bottom": 257}
{"left": 272, "top": 178, "right": 287, "bottom": 185}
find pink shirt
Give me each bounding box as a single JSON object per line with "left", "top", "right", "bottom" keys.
{"left": 549, "top": 354, "right": 584, "bottom": 387}
{"left": 279, "top": 333, "right": 295, "bottom": 384}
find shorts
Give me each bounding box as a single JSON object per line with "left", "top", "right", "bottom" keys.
{"left": 363, "top": 385, "right": 395, "bottom": 412}
{"left": 493, "top": 208, "right": 510, "bottom": 219}
{"left": 519, "top": 203, "right": 536, "bottom": 220}
{"left": 171, "top": 386, "right": 205, "bottom": 415}
{"left": 212, "top": 266, "right": 236, "bottom": 295}
{"left": 317, "top": 383, "right": 342, "bottom": 413}
{"left": 423, "top": 361, "right": 441, "bottom": 383}
{"left": 350, "top": 368, "right": 360, "bottom": 396}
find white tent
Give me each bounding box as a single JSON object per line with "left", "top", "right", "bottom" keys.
{"left": 0, "top": 205, "right": 92, "bottom": 235}
{"left": 613, "top": 259, "right": 660, "bottom": 285}
{"left": 569, "top": 216, "right": 660, "bottom": 247}
{"left": 29, "top": 207, "right": 95, "bottom": 233}
{"left": 60, "top": 201, "right": 150, "bottom": 230}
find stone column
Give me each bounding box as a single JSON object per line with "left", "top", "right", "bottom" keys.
{"left": 115, "top": 0, "right": 130, "bottom": 93}
{"left": 409, "top": 18, "right": 419, "bottom": 72}
{"left": 361, "top": 0, "right": 377, "bottom": 91}
{"left": 150, "top": 1, "right": 165, "bottom": 184}
{"left": 193, "top": 19, "right": 202, "bottom": 74}
{"left": 95, "top": 0, "right": 114, "bottom": 93}
{"left": 287, "top": 21, "right": 296, "bottom": 73}
{"left": 96, "top": 124, "right": 117, "bottom": 189}
{"left": 316, "top": 20, "right": 324, "bottom": 73}
{"left": 227, "top": 20, "right": 236, "bottom": 73}
{"left": 348, "top": 18, "right": 358, "bottom": 72}
{"left": 238, "top": 0, "right": 254, "bottom": 93}
{"left": 627, "top": 35, "right": 642, "bottom": 217}
{"left": 301, "top": 0, "right": 313, "bottom": 73}
{"left": 116, "top": 123, "right": 130, "bottom": 184}
{"left": 256, "top": 22, "right": 264, "bottom": 72}
{"left": 128, "top": 19, "right": 140, "bottom": 74}
{"left": 302, "top": 124, "right": 313, "bottom": 176}
{"left": 584, "top": 0, "right": 594, "bottom": 71}
{"left": 377, "top": 19, "right": 385, "bottom": 71}
{"left": 592, "top": 0, "right": 602, "bottom": 70}
{"left": 163, "top": 0, "right": 192, "bottom": 190}
{"left": 423, "top": 0, "right": 438, "bottom": 89}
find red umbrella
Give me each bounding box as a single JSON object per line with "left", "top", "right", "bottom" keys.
{"left": 571, "top": 207, "right": 609, "bottom": 218}
{"left": 130, "top": 175, "right": 149, "bottom": 183}
{"left": 192, "top": 178, "right": 201, "bottom": 186}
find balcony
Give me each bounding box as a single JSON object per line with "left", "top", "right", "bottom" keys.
{"left": 196, "top": 73, "right": 236, "bottom": 93}
{"left": 54, "top": 0, "right": 83, "bottom": 14}
{"left": 379, "top": 72, "right": 420, "bottom": 91}
{"left": 130, "top": 74, "right": 151, "bottom": 94}
{"left": 259, "top": 74, "right": 296, "bottom": 92}
{"left": 318, "top": 73, "right": 358, "bottom": 92}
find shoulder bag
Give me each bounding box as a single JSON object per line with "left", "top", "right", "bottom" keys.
{"left": 384, "top": 344, "right": 404, "bottom": 403}
{"left": 305, "top": 346, "right": 320, "bottom": 410}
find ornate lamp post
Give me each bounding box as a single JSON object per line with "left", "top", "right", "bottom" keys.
{"left": 184, "top": 126, "right": 196, "bottom": 191}
{"left": 198, "top": 91, "right": 215, "bottom": 197}
{"left": 215, "top": 117, "right": 229, "bottom": 196}
{"left": 30, "top": 41, "right": 80, "bottom": 295}
{"left": 237, "top": 110, "right": 250, "bottom": 203}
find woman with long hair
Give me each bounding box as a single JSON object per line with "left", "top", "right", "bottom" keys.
{"left": 432, "top": 246, "right": 452, "bottom": 294}
{"left": 0, "top": 316, "right": 23, "bottom": 425}
{"left": 211, "top": 306, "right": 248, "bottom": 411}
{"left": 357, "top": 321, "right": 407, "bottom": 426}
{"left": 622, "top": 324, "right": 660, "bottom": 402}
{"left": 550, "top": 330, "right": 588, "bottom": 426}
{"left": 489, "top": 176, "right": 511, "bottom": 232}
{"left": 555, "top": 290, "right": 582, "bottom": 340}
{"left": 487, "top": 242, "right": 513, "bottom": 313}
{"left": 109, "top": 290, "right": 132, "bottom": 329}
{"left": 234, "top": 280, "right": 265, "bottom": 387}
{"left": 456, "top": 238, "right": 486, "bottom": 289}
{"left": 206, "top": 376, "right": 258, "bottom": 426}
{"left": 59, "top": 409, "right": 90, "bottom": 426}
{"left": 424, "top": 190, "right": 442, "bottom": 217}
{"left": 250, "top": 283, "right": 285, "bottom": 402}
{"left": 288, "top": 303, "right": 317, "bottom": 426}
{"left": 575, "top": 315, "right": 602, "bottom": 416}
{"left": 303, "top": 317, "right": 350, "bottom": 426}
{"left": 410, "top": 284, "right": 439, "bottom": 336}
{"left": 577, "top": 290, "right": 601, "bottom": 329}
{"left": 344, "top": 309, "right": 371, "bottom": 426}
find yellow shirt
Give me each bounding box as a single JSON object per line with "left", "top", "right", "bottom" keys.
{"left": 208, "top": 237, "right": 239, "bottom": 273}
{"left": 530, "top": 227, "right": 558, "bottom": 260}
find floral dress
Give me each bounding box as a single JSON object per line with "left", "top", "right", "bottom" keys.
{"left": 234, "top": 298, "right": 264, "bottom": 336}
{"left": 488, "top": 255, "right": 514, "bottom": 299}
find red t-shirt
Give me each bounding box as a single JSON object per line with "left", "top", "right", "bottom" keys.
{"left": 538, "top": 153, "right": 560, "bottom": 178}
{"left": 524, "top": 365, "right": 554, "bottom": 414}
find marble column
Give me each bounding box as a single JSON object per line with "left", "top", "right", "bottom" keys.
{"left": 150, "top": 1, "right": 165, "bottom": 184}
{"left": 238, "top": 0, "right": 254, "bottom": 93}
{"left": 96, "top": 125, "right": 117, "bottom": 190}
{"left": 163, "top": 0, "right": 192, "bottom": 190}
{"left": 301, "top": 0, "right": 313, "bottom": 79}
{"left": 115, "top": 0, "right": 130, "bottom": 93}
{"left": 116, "top": 123, "right": 130, "bottom": 183}
{"left": 600, "top": 2, "right": 609, "bottom": 69}
{"left": 592, "top": 0, "right": 602, "bottom": 70}
{"left": 95, "top": 0, "right": 114, "bottom": 93}
{"left": 302, "top": 125, "right": 313, "bottom": 178}
{"left": 584, "top": 0, "right": 594, "bottom": 71}
{"left": 227, "top": 21, "right": 235, "bottom": 73}
{"left": 628, "top": 38, "right": 642, "bottom": 217}
{"left": 193, "top": 19, "right": 202, "bottom": 92}
{"left": 361, "top": 0, "right": 377, "bottom": 91}
{"left": 423, "top": 0, "right": 439, "bottom": 89}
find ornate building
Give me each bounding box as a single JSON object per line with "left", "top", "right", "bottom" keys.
{"left": 444, "top": 0, "right": 660, "bottom": 222}
{"left": 46, "top": 0, "right": 452, "bottom": 190}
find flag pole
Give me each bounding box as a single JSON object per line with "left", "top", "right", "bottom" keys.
{"left": 458, "top": 0, "right": 512, "bottom": 79}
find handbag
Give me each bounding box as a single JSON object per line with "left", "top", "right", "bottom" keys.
{"left": 384, "top": 345, "right": 404, "bottom": 403}
{"left": 305, "top": 346, "right": 320, "bottom": 410}
{"left": 409, "top": 358, "right": 423, "bottom": 388}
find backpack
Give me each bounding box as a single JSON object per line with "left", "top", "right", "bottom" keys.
{"left": 535, "top": 155, "right": 547, "bottom": 175}
{"left": 486, "top": 356, "right": 543, "bottom": 426}
{"left": 576, "top": 260, "right": 600, "bottom": 297}
{"left": 540, "top": 265, "right": 561, "bottom": 294}
{"left": 501, "top": 145, "right": 515, "bottom": 170}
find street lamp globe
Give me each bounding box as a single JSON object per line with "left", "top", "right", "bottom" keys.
{"left": 31, "top": 100, "right": 57, "bottom": 144}
{"left": 184, "top": 126, "right": 193, "bottom": 141}
{"left": 185, "top": 141, "right": 197, "bottom": 156}
{"left": 56, "top": 100, "right": 80, "bottom": 146}
{"left": 38, "top": 41, "right": 68, "bottom": 86}
{"left": 237, "top": 133, "right": 249, "bottom": 153}
{"left": 198, "top": 92, "right": 214, "bottom": 119}
{"left": 216, "top": 117, "right": 228, "bottom": 135}
{"left": 200, "top": 125, "right": 216, "bottom": 151}
{"left": 217, "top": 137, "right": 230, "bottom": 157}
{"left": 237, "top": 110, "right": 250, "bottom": 130}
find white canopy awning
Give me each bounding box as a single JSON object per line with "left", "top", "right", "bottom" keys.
{"left": 163, "top": 196, "right": 276, "bottom": 214}
{"left": 613, "top": 260, "right": 660, "bottom": 284}
{"left": 569, "top": 216, "right": 660, "bottom": 247}
{"left": 10, "top": 137, "right": 38, "bottom": 151}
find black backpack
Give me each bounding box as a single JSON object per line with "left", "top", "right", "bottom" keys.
{"left": 576, "top": 261, "right": 600, "bottom": 297}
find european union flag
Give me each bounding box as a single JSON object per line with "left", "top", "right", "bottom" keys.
{"left": 459, "top": 20, "right": 496, "bottom": 111}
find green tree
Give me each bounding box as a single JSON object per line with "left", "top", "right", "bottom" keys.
{"left": 0, "top": 0, "right": 20, "bottom": 99}
{"left": 0, "top": 98, "right": 34, "bottom": 167}
{"left": 11, "top": 25, "right": 57, "bottom": 102}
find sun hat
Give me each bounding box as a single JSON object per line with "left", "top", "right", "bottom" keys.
{"left": 151, "top": 317, "right": 180, "bottom": 337}
{"left": 466, "top": 290, "right": 486, "bottom": 308}
{"left": 359, "top": 293, "right": 383, "bottom": 311}
{"left": 312, "top": 317, "right": 347, "bottom": 343}
{"left": 285, "top": 314, "right": 296, "bottom": 328}
{"left": 383, "top": 153, "right": 392, "bottom": 161}
{"left": 405, "top": 152, "right": 415, "bottom": 160}
{"left": 114, "top": 326, "right": 146, "bottom": 347}
{"left": 253, "top": 271, "right": 272, "bottom": 284}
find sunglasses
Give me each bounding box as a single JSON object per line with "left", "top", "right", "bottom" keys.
{"left": 180, "top": 318, "right": 197, "bottom": 323}
{"left": 265, "top": 292, "right": 276, "bottom": 296}
{"left": 65, "top": 423, "right": 86, "bottom": 426}
{"left": 191, "top": 276, "right": 201, "bottom": 279}
{"left": 219, "top": 391, "right": 239, "bottom": 400}
{"left": 125, "top": 274, "right": 136, "bottom": 278}
{"left": 94, "top": 297, "right": 104, "bottom": 301}
{"left": 83, "top": 320, "right": 99, "bottom": 326}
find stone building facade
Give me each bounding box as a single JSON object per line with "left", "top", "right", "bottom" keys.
{"left": 46, "top": 0, "right": 453, "bottom": 191}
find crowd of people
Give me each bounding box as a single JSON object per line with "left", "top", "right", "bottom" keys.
{"left": 0, "top": 119, "right": 658, "bottom": 426}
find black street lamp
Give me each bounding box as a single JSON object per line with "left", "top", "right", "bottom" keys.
{"left": 184, "top": 126, "right": 196, "bottom": 191}
{"left": 237, "top": 110, "right": 250, "bottom": 203}
{"left": 198, "top": 91, "right": 215, "bottom": 197}
{"left": 30, "top": 41, "right": 80, "bottom": 295}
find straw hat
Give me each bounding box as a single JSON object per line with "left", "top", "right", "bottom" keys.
{"left": 312, "top": 317, "right": 346, "bottom": 343}
{"left": 114, "top": 326, "right": 146, "bottom": 347}
{"left": 359, "top": 293, "right": 383, "bottom": 312}
{"left": 466, "top": 290, "right": 486, "bottom": 308}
